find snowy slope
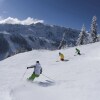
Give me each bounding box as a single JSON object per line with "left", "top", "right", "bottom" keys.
{"left": 0, "top": 42, "right": 100, "bottom": 100}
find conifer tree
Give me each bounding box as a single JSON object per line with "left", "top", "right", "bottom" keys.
{"left": 90, "top": 16, "right": 98, "bottom": 43}
{"left": 58, "top": 32, "right": 66, "bottom": 49}
{"left": 76, "top": 24, "right": 88, "bottom": 45}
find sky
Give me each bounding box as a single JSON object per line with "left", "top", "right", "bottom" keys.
{"left": 0, "top": 0, "right": 100, "bottom": 31}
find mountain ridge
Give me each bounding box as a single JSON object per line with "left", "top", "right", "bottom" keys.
{"left": 0, "top": 23, "right": 80, "bottom": 60}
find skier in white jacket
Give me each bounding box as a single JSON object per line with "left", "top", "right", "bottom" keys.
{"left": 27, "top": 61, "right": 42, "bottom": 81}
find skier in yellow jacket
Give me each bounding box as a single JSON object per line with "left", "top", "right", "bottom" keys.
{"left": 59, "top": 52, "right": 64, "bottom": 61}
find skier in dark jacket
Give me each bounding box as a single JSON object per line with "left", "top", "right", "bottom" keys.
{"left": 75, "top": 48, "right": 81, "bottom": 55}
{"left": 27, "top": 61, "right": 42, "bottom": 81}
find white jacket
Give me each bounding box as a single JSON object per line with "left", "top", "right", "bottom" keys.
{"left": 31, "top": 63, "right": 42, "bottom": 75}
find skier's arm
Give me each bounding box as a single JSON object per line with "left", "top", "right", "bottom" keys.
{"left": 40, "top": 68, "right": 42, "bottom": 74}
{"left": 27, "top": 65, "right": 35, "bottom": 69}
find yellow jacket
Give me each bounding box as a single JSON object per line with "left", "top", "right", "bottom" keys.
{"left": 59, "top": 53, "right": 64, "bottom": 60}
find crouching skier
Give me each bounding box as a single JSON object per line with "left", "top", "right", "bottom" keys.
{"left": 27, "top": 61, "right": 42, "bottom": 81}
{"left": 75, "top": 48, "right": 81, "bottom": 55}
{"left": 59, "top": 52, "right": 64, "bottom": 61}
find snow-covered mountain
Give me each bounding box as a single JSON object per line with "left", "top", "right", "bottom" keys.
{"left": 0, "top": 23, "right": 79, "bottom": 60}
{"left": 0, "top": 42, "right": 100, "bottom": 100}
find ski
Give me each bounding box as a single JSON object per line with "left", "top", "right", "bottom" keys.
{"left": 56, "top": 59, "right": 69, "bottom": 62}
{"left": 45, "top": 80, "right": 55, "bottom": 83}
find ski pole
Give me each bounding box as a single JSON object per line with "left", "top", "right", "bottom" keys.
{"left": 21, "top": 68, "right": 27, "bottom": 80}
{"left": 42, "top": 73, "right": 55, "bottom": 82}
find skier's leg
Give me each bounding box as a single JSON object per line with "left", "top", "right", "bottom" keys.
{"left": 78, "top": 52, "right": 80, "bottom": 55}
{"left": 28, "top": 74, "right": 36, "bottom": 81}
{"left": 28, "top": 74, "right": 39, "bottom": 81}
{"left": 61, "top": 58, "right": 64, "bottom": 61}
{"left": 78, "top": 52, "right": 81, "bottom": 55}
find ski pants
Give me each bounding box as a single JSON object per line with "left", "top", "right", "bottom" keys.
{"left": 28, "top": 73, "right": 39, "bottom": 81}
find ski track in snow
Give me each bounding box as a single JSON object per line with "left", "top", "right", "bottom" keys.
{"left": 1, "top": 42, "right": 100, "bottom": 100}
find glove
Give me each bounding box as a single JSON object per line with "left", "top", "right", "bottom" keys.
{"left": 27, "top": 67, "right": 29, "bottom": 69}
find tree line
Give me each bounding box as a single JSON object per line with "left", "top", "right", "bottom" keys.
{"left": 76, "top": 16, "right": 98, "bottom": 45}
{"left": 58, "top": 16, "right": 99, "bottom": 49}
